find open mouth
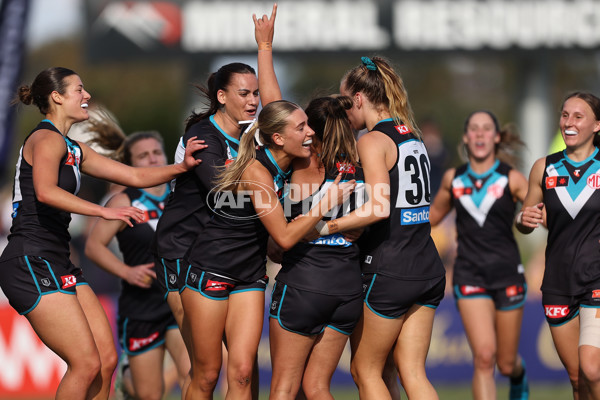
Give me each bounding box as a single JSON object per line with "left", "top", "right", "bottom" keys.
{"left": 302, "top": 139, "right": 313, "bottom": 148}
{"left": 81, "top": 103, "right": 88, "bottom": 109}
{"left": 565, "top": 130, "right": 578, "bottom": 136}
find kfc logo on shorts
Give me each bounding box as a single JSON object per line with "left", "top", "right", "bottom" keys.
{"left": 487, "top": 184, "right": 504, "bottom": 199}
{"left": 61, "top": 275, "right": 77, "bottom": 289}
{"left": 545, "top": 305, "right": 569, "bottom": 318}
{"left": 129, "top": 332, "right": 159, "bottom": 351}
{"left": 205, "top": 279, "right": 234, "bottom": 291}
{"left": 592, "top": 289, "right": 600, "bottom": 299}
{"left": 461, "top": 285, "right": 486, "bottom": 295}
{"left": 506, "top": 285, "right": 518, "bottom": 297}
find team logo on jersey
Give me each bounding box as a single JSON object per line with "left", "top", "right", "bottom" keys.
{"left": 394, "top": 124, "right": 411, "bottom": 135}
{"left": 592, "top": 289, "right": 600, "bottom": 299}
{"left": 364, "top": 255, "right": 373, "bottom": 264}
{"left": 487, "top": 184, "right": 504, "bottom": 199}
{"left": 40, "top": 278, "right": 51, "bottom": 287}
{"left": 460, "top": 285, "right": 486, "bottom": 296}
{"left": 189, "top": 272, "right": 197, "bottom": 283}
{"left": 270, "top": 300, "right": 278, "bottom": 311}
{"left": 65, "top": 152, "right": 80, "bottom": 166}
{"left": 129, "top": 331, "right": 159, "bottom": 351}
{"left": 452, "top": 187, "right": 473, "bottom": 198}
{"left": 336, "top": 161, "right": 356, "bottom": 174}
{"left": 168, "top": 274, "right": 177, "bottom": 285}
{"left": 140, "top": 210, "right": 159, "bottom": 223}
{"left": 545, "top": 176, "right": 569, "bottom": 189}
{"left": 545, "top": 305, "right": 569, "bottom": 318}
{"left": 587, "top": 173, "right": 600, "bottom": 189}
{"left": 61, "top": 275, "right": 77, "bottom": 289}
{"left": 205, "top": 279, "right": 234, "bottom": 291}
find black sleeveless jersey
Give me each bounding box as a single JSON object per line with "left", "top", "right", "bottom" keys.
{"left": 1, "top": 120, "right": 82, "bottom": 263}
{"left": 185, "top": 147, "right": 290, "bottom": 282}
{"left": 277, "top": 162, "right": 365, "bottom": 296}
{"left": 451, "top": 160, "right": 524, "bottom": 288}
{"left": 151, "top": 115, "right": 241, "bottom": 259}
{"left": 542, "top": 149, "right": 600, "bottom": 296}
{"left": 359, "top": 119, "right": 444, "bottom": 280}
{"left": 116, "top": 187, "right": 172, "bottom": 320}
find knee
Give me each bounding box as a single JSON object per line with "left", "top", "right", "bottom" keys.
{"left": 72, "top": 353, "right": 102, "bottom": 386}
{"left": 193, "top": 367, "right": 220, "bottom": 393}
{"left": 98, "top": 346, "right": 118, "bottom": 377}
{"left": 135, "top": 386, "right": 164, "bottom": 400}
{"left": 228, "top": 361, "right": 253, "bottom": 390}
{"left": 496, "top": 356, "right": 518, "bottom": 377}
{"left": 580, "top": 358, "right": 600, "bottom": 385}
{"left": 472, "top": 349, "right": 496, "bottom": 372}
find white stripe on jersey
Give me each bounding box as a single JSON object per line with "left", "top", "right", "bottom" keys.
{"left": 453, "top": 175, "right": 508, "bottom": 227}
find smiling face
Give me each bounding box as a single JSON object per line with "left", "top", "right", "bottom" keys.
{"left": 55, "top": 74, "right": 91, "bottom": 122}
{"left": 128, "top": 137, "right": 167, "bottom": 168}
{"left": 218, "top": 72, "right": 259, "bottom": 123}
{"left": 463, "top": 112, "right": 500, "bottom": 163}
{"left": 560, "top": 97, "right": 600, "bottom": 150}
{"left": 277, "top": 108, "right": 315, "bottom": 159}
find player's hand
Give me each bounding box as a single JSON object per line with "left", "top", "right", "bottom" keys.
{"left": 100, "top": 206, "right": 145, "bottom": 227}
{"left": 253, "top": 3, "right": 277, "bottom": 46}
{"left": 125, "top": 262, "right": 157, "bottom": 288}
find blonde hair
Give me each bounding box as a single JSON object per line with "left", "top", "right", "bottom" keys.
{"left": 342, "top": 56, "right": 421, "bottom": 140}
{"left": 215, "top": 100, "right": 302, "bottom": 191}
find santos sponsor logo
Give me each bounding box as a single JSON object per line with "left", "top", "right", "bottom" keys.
{"left": 401, "top": 206, "right": 430, "bottom": 225}
{"left": 311, "top": 233, "right": 352, "bottom": 247}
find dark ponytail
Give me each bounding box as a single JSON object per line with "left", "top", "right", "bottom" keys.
{"left": 184, "top": 63, "right": 256, "bottom": 132}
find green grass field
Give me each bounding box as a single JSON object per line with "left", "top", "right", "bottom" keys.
{"left": 164, "top": 383, "right": 573, "bottom": 399}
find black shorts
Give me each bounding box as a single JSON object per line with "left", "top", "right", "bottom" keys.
{"left": 363, "top": 273, "right": 445, "bottom": 319}
{"left": 269, "top": 282, "right": 363, "bottom": 336}
{"left": 183, "top": 266, "right": 268, "bottom": 300}
{"left": 154, "top": 257, "right": 185, "bottom": 295}
{"left": 453, "top": 283, "right": 527, "bottom": 311}
{"left": 118, "top": 313, "right": 178, "bottom": 355}
{"left": 0, "top": 255, "right": 87, "bottom": 315}
{"left": 540, "top": 291, "right": 600, "bottom": 327}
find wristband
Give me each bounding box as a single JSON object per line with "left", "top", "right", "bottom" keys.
{"left": 516, "top": 211, "right": 524, "bottom": 225}
{"left": 258, "top": 42, "right": 272, "bottom": 51}
{"left": 315, "top": 220, "right": 330, "bottom": 236}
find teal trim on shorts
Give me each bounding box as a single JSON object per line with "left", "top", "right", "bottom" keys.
{"left": 364, "top": 274, "right": 397, "bottom": 320}
{"left": 547, "top": 309, "right": 580, "bottom": 327}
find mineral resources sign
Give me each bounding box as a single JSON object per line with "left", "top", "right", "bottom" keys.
{"left": 86, "top": 0, "right": 600, "bottom": 60}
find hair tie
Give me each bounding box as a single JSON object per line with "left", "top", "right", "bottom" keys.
{"left": 361, "top": 56, "right": 377, "bottom": 71}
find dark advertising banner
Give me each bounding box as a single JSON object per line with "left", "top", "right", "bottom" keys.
{"left": 85, "top": 0, "right": 600, "bottom": 62}
{"left": 0, "top": 0, "right": 30, "bottom": 181}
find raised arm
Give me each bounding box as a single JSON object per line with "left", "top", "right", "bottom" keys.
{"left": 515, "top": 157, "right": 546, "bottom": 234}
{"left": 243, "top": 161, "right": 355, "bottom": 250}
{"left": 85, "top": 192, "right": 156, "bottom": 288}
{"left": 429, "top": 168, "right": 455, "bottom": 226}
{"left": 80, "top": 136, "right": 206, "bottom": 188}
{"left": 30, "top": 130, "right": 145, "bottom": 226}
{"left": 253, "top": 3, "right": 282, "bottom": 105}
